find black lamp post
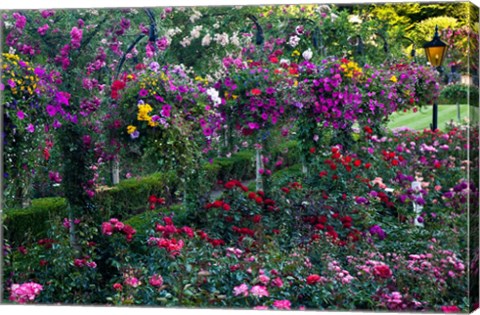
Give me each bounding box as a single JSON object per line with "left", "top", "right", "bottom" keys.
{"left": 423, "top": 25, "right": 448, "bottom": 131}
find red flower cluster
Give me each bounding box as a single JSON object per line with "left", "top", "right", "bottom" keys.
{"left": 373, "top": 264, "right": 393, "bottom": 279}
{"left": 381, "top": 150, "right": 404, "bottom": 167}
{"left": 232, "top": 226, "right": 255, "bottom": 237}
{"left": 205, "top": 199, "right": 231, "bottom": 211}
{"left": 149, "top": 195, "right": 166, "bottom": 210}
{"left": 224, "top": 180, "right": 249, "bottom": 192}
{"left": 101, "top": 218, "right": 136, "bottom": 242}
{"left": 110, "top": 80, "right": 126, "bottom": 100}
{"left": 280, "top": 182, "right": 303, "bottom": 194}
{"left": 37, "top": 238, "right": 56, "bottom": 249}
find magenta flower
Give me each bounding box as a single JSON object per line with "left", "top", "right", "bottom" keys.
{"left": 37, "top": 24, "right": 49, "bottom": 36}
{"left": 26, "top": 124, "right": 35, "bottom": 133}
{"left": 139, "top": 89, "right": 149, "bottom": 97}
{"left": 70, "top": 27, "right": 83, "bottom": 49}
{"left": 149, "top": 274, "right": 164, "bottom": 287}
{"left": 17, "top": 111, "right": 26, "bottom": 120}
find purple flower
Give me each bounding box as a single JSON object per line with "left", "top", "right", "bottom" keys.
{"left": 130, "top": 131, "right": 140, "bottom": 139}
{"left": 52, "top": 119, "right": 62, "bottom": 129}
{"left": 369, "top": 225, "right": 386, "bottom": 240}
{"left": 156, "top": 36, "right": 169, "bottom": 51}
{"left": 139, "top": 89, "right": 149, "bottom": 97}
{"left": 34, "top": 67, "right": 45, "bottom": 77}
{"left": 415, "top": 197, "right": 425, "bottom": 206}
{"left": 56, "top": 92, "right": 70, "bottom": 106}
{"left": 17, "top": 111, "right": 26, "bottom": 120}
{"left": 70, "top": 27, "right": 83, "bottom": 49}
{"left": 37, "top": 24, "right": 49, "bottom": 36}
{"left": 355, "top": 196, "right": 368, "bottom": 204}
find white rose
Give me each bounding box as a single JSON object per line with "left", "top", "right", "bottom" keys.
{"left": 302, "top": 48, "right": 313, "bottom": 61}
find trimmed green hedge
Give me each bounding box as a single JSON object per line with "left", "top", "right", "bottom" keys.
{"left": 3, "top": 197, "right": 68, "bottom": 246}
{"left": 94, "top": 171, "right": 179, "bottom": 220}
{"left": 3, "top": 146, "right": 302, "bottom": 246}
{"left": 203, "top": 150, "right": 255, "bottom": 184}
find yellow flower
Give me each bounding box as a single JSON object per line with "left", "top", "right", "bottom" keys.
{"left": 127, "top": 125, "right": 137, "bottom": 134}
{"left": 292, "top": 50, "right": 300, "bottom": 57}
{"left": 148, "top": 119, "right": 159, "bottom": 127}
{"left": 137, "top": 103, "right": 153, "bottom": 121}
{"left": 390, "top": 75, "right": 397, "bottom": 83}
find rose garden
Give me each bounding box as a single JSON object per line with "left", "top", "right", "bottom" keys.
{"left": 0, "top": 3, "right": 479, "bottom": 312}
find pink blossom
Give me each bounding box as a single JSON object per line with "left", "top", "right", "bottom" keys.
{"left": 26, "top": 124, "right": 35, "bottom": 133}
{"left": 250, "top": 285, "right": 269, "bottom": 297}
{"left": 9, "top": 282, "right": 43, "bottom": 304}
{"left": 124, "top": 276, "right": 139, "bottom": 287}
{"left": 233, "top": 283, "right": 249, "bottom": 297}
{"left": 273, "top": 299, "right": 291, "bottom": 310}
{"left": 271, "top": 277, "right": 284, "bottom": 288}
{"left": 101, "top": 222, "right": 114, "bottom": 235}
{"left": 258, "top": 275, "right": 270, "bottom": 285}
{"left": 149, "top": 274, "right": 164, "bottom": 287}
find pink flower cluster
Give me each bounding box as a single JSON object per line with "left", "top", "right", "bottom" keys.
{"left": 74, "top": 257, "right": 97, "bottom": 269}
{"left": 9, "top": 282, "right": 43, "bottom": 304}
{"left": 328, "top": 260, "right": 355, "bottom": 284}
{"left": 233, "top": 283, "right": 270, "bottom": 298}
{"left": 101, "top": 218, "right": 136, "bottom": 242}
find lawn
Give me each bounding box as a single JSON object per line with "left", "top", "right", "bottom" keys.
{"left": 387, "top": 104, "right": 472, "bottom": 130}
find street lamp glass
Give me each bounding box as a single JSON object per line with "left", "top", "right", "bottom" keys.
{"left": 424, "top": 45, "right": 447, "bottom": 67}
{"left": 423, "top": 25, "right": 448, "bottom": 68}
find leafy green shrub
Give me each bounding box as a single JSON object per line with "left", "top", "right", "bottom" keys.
{"left": 94, "top": 171, "right": 179, "bottom": 220}
{"left": 203, "top": 150, "right": 255, "bottom": 184}
{"left": 440, "top": 84, "right": 468, "bottom": 104}
{"left": 124, "top": 204, "right": 186, "bottom": 238}
{"left": 271, "top": 140, "right": 301, "bottom": 167}
{"left": 3, "top": 197, "right": 68, "bottom": 246}
{"left": 270, "top": 164, "right": 303, "bottom": 187}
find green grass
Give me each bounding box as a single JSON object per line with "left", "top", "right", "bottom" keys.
{"left": 387, "top": 104, "right": 472, "bottom": 131}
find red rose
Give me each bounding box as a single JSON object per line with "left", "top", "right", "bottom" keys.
{"left": 373, "top": 264, "right": 392, "bottom": 279}
{"left": 251, "top": 88, "right": 262, "bottom": 96}
{"left": 113, "top": 283, "right": 123, "bottom": 291}
{"left": 148, "top": 195, "right": 158, "bottom": 203}
{"left": 222, "top": 203, "right": 231, "bottom": 211}
{"left": 353, "top": 159, "right": 362, "bottom": 167}
{"left": 306, "top": 274, "right": 321, "bottom": 285}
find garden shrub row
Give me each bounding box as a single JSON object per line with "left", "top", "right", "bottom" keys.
{"left": 2, "top": 197, "right": 68, "bottom": 246}
{"left": 3, "top": 144, "right": 302, "bottom": 246}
